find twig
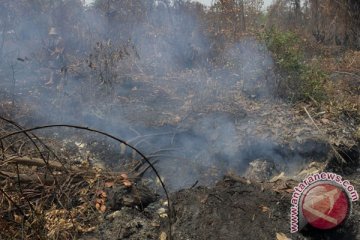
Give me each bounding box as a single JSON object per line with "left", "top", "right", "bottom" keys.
{"left": 0, "top": 139, "right": 5, "bottom": 159}
{"left": 0, "top": 123, "right": 173, "bottom": 239}
{"left": 133, "top": 159, "right": 159, "bottom": 177}
{"left": 0, "top": 116, "right": 65, "bottom": 189}
{"left": 0, "top": 116, "right": 61, "bottom": 161}
{"left": 15, "top": 164, "right": 35, "bottom": 213}
{"left": 303, "top": 107, "right": 346, "bottom": 163}
{"left": 3, "top": 155, "right": 79, "bottom": 171}
{"left": 0, "top": 187, "right": 26, "bottom": 218}
{"left": 190, "top": 180, "right": 199, "bottom": 189}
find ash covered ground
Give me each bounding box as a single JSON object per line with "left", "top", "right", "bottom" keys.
{"left": 0, "top": 1, "right": 359, "bottom": 239}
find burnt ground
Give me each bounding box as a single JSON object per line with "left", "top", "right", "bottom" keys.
{"left": 167, "top": 145, "right": 360, "bottom": 240}
{"left": 76, "top": 142, "right": 360, "bottom": 240}
{"left": 80, "top": 164, "right": 360, "bottom": 240}
{"left": 1, "top": 83, "right": 359, "bottom": 239}
{"left": 169, "top": 175, "right": 360, "bottom": 240}
{"left": 0, "top": 93, "right": 359, "bottom": 240}
{"left": 0, "top": 37, "right": 358, "bottom": 240}
{"left": 170, "top": 178, "right": 295, "bottom": 240}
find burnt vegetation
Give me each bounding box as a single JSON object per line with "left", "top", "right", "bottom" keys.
{"left": 0, "top": 0, "right": 359, "bottom": 239}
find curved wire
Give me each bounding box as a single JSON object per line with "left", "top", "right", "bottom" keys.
{"left": 0, "top": 124, "right": 172, "bottom": 239}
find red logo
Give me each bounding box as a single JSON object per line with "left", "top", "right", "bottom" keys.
{"left": 301, "top": 183, "right": 350, "bottom": 229}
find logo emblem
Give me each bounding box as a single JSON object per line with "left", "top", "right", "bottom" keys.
{"left": 301, "top": 183, "right": 350, "bottom": 229}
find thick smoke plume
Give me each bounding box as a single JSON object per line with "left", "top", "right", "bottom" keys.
{"left": 0, "top": 1, "right": 305, "bottom": 191}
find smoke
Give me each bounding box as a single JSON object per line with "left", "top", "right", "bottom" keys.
{"left": 0, "top": 1, "right": 312, "bottom": 191}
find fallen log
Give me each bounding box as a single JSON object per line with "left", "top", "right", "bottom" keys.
{"left": 2, "top": 155, "right": 79, "bottom": 171}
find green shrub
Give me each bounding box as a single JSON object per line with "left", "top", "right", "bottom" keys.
{"left": 261, "top": 27, "right": 326, "bottom": 102}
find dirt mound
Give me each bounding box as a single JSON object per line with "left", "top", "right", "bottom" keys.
{"left": 169, "top": 174, "right": 360, "bottom": 240}
{"left": 170, "top": 177, "right": 296, "bottom": 240}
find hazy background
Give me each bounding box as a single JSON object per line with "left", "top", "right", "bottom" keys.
{"left": 197, "top": 0, "right": 273, "bottom": 9}
{"left": 84, "top": 0, "right": 274, "bottom": 10}
{"left": 1, "top": 0, "right": 318, "bottom": 192}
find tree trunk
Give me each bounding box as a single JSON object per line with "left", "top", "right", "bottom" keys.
{"left": 239, "top": 0, "right": 246, "bottom": 32}
{"left": 294, "top": 0, "right": 301, "bottom": 26}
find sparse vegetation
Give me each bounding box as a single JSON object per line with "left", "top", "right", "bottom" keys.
{"left": 0, "top": 0, "right": 359, "bottom": 239}
{"left": 262, "top": 27, "right": 326, "bottom": 102}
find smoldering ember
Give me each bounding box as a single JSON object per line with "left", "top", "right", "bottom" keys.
{"left": 0, "top": 1, "right": 359, "bottom": 239}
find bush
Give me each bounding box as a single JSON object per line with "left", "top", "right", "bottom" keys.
{"left": 261, "top": 27, "right": 326, "bottom": 102}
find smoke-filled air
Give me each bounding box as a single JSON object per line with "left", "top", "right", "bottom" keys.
{"left": 0, "top": 0, "right": 359, "bottom": 239}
